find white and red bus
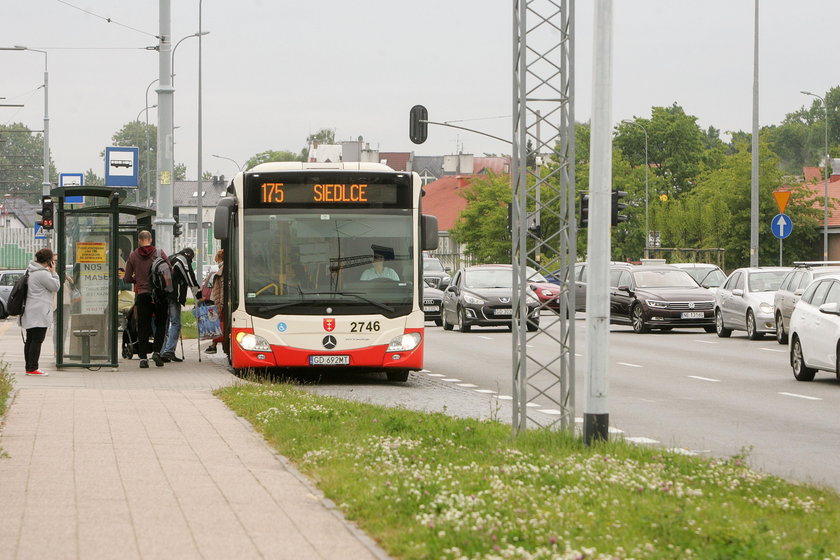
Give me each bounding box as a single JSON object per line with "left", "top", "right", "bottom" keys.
{"left": 213, "top": 162, "right": 439, "bottom": 381}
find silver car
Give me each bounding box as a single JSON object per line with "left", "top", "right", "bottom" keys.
{"left": 0, "top": 269, "right": 26, "bottom": 318}
{"left": 670, "top": 263, "right": 727, "bottom": 297}
{"left": 715, "top": 267, "right": 792, "bottom": 340}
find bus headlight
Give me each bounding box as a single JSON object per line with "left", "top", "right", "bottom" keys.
{"left": 387, "top": 332, "right": 422, "bottom": 352}
{"left": 235, "top": 332, "right": 271, "bottom": 351}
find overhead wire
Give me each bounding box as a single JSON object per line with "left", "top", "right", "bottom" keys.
{"left": 55, "top": 0, "right": 159, "bottom": 39}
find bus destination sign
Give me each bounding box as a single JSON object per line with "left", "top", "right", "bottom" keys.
{"left": 247, "top": 181, "right": 400, "bottom": 207}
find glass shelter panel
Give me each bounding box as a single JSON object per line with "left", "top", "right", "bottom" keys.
{"left": 61, "top": 215, "right": 113, "bottom": 364}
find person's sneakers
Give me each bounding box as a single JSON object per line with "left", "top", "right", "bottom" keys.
{"left": 204, "top": 345, "right": 217, "bottom": 354}
{"left": 139, "top": 359, "right": 149, "bottom": 368}
{"left": 25, "top": 370, "right": 49, "bottom": 376}
{"left": 151, "top": 352, "right": 165, "bottom": 367}
{"left": 162, "top": 352, "right": 183, "bottom": 363}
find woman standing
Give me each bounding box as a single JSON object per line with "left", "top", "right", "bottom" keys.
{"left": 22, "top": 248, "right": 60, "bottom": 376}
{"left": 205, "top": 249, "right": 225, "bottom": 354}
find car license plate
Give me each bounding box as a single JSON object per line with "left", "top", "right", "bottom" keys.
{"left": 424, "top": 305, "right": 438, "bottom": 312}
{"left": 309, "top": 355, "right": 350, "bottom": 366}
{"left": 494, "top": 308, "right": 513, "bottom": 316}
{"left": 681, "top": 311, "right": 704, "bottom": 319}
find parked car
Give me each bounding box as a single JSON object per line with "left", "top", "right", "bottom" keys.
{"left": 714, "top": 267, "right": 792, "bottom": 339}
{"left": 423, "top": 257, "right": 451, "bottom": 290}
{"left": 788, "top": 272, "right": 840, "bottom": 381}
{"left": 422, "top": 286, "right": 444, "bottom": 326}
{"left": 0, "top": 269, "right": 26, "bottom": 318}
{"left": 441, "top": 264, "right": 540, "bottom": 332}
{"left": 608, "top": 264, "right": 716, "bottom": 333}
{"left": 670, "top": 263, "right": 727, "bottom": 296}
{"left": 773, "top": 262, "right": 840, "bottom": 344}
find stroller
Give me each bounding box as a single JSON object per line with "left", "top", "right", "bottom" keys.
{"left": 121, "top": 303, "right": 140, "bottom": 360}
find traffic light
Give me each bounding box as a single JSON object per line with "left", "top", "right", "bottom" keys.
{"left": 41, "top": 195, "right": 54, "bottom": 230}
{"left": 579, "top": 192, "right": 590, "bottom": 228}
{"left": 173, "top": 220, "right": 183, "bottom": 237}
{"left": 409, "top": 105, "right": 428, "bottom": 144}
{"left": 611, "top": 190, "right": 629, "bottom": 226}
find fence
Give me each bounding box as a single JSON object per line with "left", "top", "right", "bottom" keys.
{"left": 0, "top": 228, "right": 220, "bottom": 270}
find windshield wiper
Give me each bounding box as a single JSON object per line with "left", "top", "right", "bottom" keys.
{"left": 256, "top": 291, "right": 395, "bottom": 314}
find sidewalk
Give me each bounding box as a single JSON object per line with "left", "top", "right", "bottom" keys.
{"left": 0, "top": 319, "right": 388, "bottom": 560}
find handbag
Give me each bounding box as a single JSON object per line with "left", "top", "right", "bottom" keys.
{"left": 193, "top": 301, "right": 222, "bottom": 340}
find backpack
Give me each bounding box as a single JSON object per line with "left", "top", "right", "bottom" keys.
{"left": 4, "top": 270, "right": 30, "bottom": 317}
{"left": 149, "top": 249, "right": 174, "bottom": 302}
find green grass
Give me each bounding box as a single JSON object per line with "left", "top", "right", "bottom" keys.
{"left": 217, "top": 381, "right": 840, "bottom": 560}
{"left": 180, "top": 308, "right": 197, "bottom": 340}
{"left": 0, "top": 358, "right": 12, "bottom": 417}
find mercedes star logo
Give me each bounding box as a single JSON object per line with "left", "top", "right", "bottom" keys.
{"left": 322, "top": 335, "right": 337, "bottom": 349}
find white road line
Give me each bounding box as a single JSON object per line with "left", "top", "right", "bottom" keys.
{"left": 538, "top": 409, "right": 563, "bottom": 415}
{"left": 441, "top": 378, "right": 461, "bottom": 382}
{"left": 574, "top": 353, "right": 583, "bottom": 357}
{"left": 474, "top": 389, "right": 497, "bottom": 394}
{"left": 625, "top": 436, "right": 659, "bottom": 444}
{"left": 779, "top": 392, "right": 822, "bottom": 401}
{"left": 497, "top": 395, "right": 513, "bottom": 400}
{"left": 526, "top": 402, "right": 540, "bottom": 408}
{"left": 617, "top": 362, "right": 643, "bottom": 368}
{"left": 457, "top": 383, "right": 478, "bottom": 388}
{"left": 426, "top": 373, "right": 446, "bottom": 377}
{"left": 688, "top": 375, "right": 721, "bottom": 383}
{"left": 759, "top": 347, "right": 786, "bottom": 353}
{"left": 478, "top": 336, "right": 493, "bottom": 340}
{"left": 694, "top": 340, "right": 717, "bottom": 344}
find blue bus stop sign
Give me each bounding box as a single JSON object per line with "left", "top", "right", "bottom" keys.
{"left": 771, "top": 213, "right": 792, "bottom": 240}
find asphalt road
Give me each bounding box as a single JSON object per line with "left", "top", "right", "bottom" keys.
{"left": 421, "top": 313, "right": 840, "bottom": 491}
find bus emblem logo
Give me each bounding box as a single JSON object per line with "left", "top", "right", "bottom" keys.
{"left": 323, "top": 318, "right": 336, "bottom": 332}
{"left": 322, "top": 335, "right": 337, "bottom": 349}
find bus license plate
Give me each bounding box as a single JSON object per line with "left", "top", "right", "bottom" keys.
{"left": 681, "top": 312, "right": 704, "bottom": 319}
{"left": 494, "top": 308, "right": 513, "bottom": 316}
{"left": 310, "top": 355, "right": 350, "bottom": 366}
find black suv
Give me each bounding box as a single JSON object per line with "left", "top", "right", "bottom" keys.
{"left": 423, "top": 256, "right": 451, "bottom": 290}
{"left": 610, "top": 264, "right": 716, "bottom": 333}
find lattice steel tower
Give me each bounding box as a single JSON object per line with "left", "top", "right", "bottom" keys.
{"left": 511, "top": 0, "right": 576, "bottom": 433}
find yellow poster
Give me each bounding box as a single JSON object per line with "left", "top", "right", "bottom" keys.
{"left": 76, "top": 242, "right": 107, "bottom": 263}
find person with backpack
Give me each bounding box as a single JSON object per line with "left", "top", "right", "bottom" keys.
{"left": 21, "top": 247, "right": 60, "bottom": 376}
{"left": 160, "top": 247, "right": 200, "bottom": 362}
{"left": 123, "top": 230, "right": 169, "bottom": 368}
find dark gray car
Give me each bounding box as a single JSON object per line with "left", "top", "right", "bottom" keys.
{"left": 423, "top": 257, "right": 451, "bottom": 290}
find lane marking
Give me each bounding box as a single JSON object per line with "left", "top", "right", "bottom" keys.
{"left": 625, "top": 436, "right": 659, "bottom": 444}
{"left": 760, "top": 347, "right": 786, "bottom": 353}
{"left": 426, "top": 373, "right": 445, "bottom": 377}
{"left": 617, "top": 362, "right": 643, "bottom": 368}
{"left": 478, "top": 336, "right": 493, "bottom": 340}
{"left": 526, "top": 402, "right": 540, "bottom": 408}
{"left": 457, "top": 383, "right": 478, "bottom": 388}
{"left": 497, "top": 395, "right": 513, "bottom": 400}
{"left": 474, "top": 389, "right": 496, "bottom": 394}
{"left": 441, "top": 378, "right": 461, "bottom": 382}
{"left": 688, "top": 375, "right": 721, "bottom": 383}
{"left": 779, "top": 392, "right": 822, "bottom": 401}
{"left": 538, "top": 409, "right": 563, "bottom": 415}
{"left": 694, "top": 340, "right": 717, "bottom": 344}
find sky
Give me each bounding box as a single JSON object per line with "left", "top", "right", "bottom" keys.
{"left": 1, "top": 0, "right": 837, "bottom": 182}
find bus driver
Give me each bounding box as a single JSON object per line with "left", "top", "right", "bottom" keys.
{"left": 360, "top": 252, "right": 399, "bottom": 281}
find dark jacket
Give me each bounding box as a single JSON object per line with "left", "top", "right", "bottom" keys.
{"left": 171, "top": 250, "right": 200, "bottom": 305}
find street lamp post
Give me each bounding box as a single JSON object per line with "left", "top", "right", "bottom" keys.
{"left": 801, "top": 91, "right": 830, "bottom": 260}
{"left": 197, "top": 0, "right": 206, "bottom": 280}
{"left": 211, "top": 154, "right": 243, "bottom": 173}
{"left": 1, "top": 46, "right": 49, "bottom": 197}
{"left": 622, "top": 119, "right": 650, "bottom": 258}
{"left": 144, "top": 78, "right": 158, "bottom": 206}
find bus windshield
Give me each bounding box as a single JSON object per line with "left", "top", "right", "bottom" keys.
{"left": 242, "top": 209, "right": 414, "bottom": 318}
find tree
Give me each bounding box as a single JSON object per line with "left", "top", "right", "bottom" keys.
{"left": 244, "top": 149, "right": 301, "bottom": 170}
{"left": 300, "top": 128, "right": 336, "bottom": 161}
{"left": 0, "top": 122, "right": 56, "bottom": 203}
{"left": 450, "top": 173, "right": 512, "bottom": 263}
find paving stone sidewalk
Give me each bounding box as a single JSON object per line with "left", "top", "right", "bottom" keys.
{"left": 0, "top": 320, "right": 388, "bottom": 560}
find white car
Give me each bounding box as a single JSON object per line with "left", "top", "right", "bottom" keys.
{"left": 714, "top": 267, "right": 791, "bottom": 340}
{"left": 789, "top": 272, "right": 840, "bottom": 381}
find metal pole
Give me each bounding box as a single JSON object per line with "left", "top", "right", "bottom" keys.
{"left": 196, "top": 0, "right": 205, "bottom": 282}
{"left": 584, "top": 0, "right": 612, "bottom": 445}
{"left": 211, "top": 154, "right": 243, "bottom": 173}
{"left": 41, "top": 50, "right": 49, "bottom": 197}
{"left": 801, "top": 91, "right": 830, "bottom": 260}
{"left": 749, "top": 0, "right": 759, "bottom": 267}
{"left": 144, "top": 79, "right": 158, "bottom": 206}
{"left": 156, "top": 0, "right": 174, "bottom": 252}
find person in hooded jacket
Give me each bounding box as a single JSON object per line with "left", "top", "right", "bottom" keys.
{"left": 123, "top": 230, "right": 169, "bottom": 368}
{"left": 21, "top": 247, "right": 61, "bottom": 376}
{"left": 160, "top": 247, "right": 200, "bottom": 362}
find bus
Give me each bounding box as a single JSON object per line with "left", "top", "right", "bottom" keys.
{"left": 213, "top": 161, "right": 439, "bottom": 381}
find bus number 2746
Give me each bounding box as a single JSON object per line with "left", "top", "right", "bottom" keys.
{"left": 350, "top": 321, "right": 380, "bottom": 332}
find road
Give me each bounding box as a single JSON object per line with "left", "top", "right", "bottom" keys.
{"left": 422, "top": 314, "right": 840, "bottom": 490}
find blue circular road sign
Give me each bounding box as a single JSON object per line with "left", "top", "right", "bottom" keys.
{"left": 771, "top": 213, "right": 793, "bottom": 240}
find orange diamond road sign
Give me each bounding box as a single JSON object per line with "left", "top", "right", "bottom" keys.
{"left": 773, "top": 190, "right": 791, "bottom": 214}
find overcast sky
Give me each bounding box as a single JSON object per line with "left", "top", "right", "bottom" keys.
{"left": 1, "top": 0, "right": 837, "bottom": 182}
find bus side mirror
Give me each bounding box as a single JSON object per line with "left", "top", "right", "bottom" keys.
{"left": 214, "top": 198, "right": 235, "bottom": 240}
{"left": 422, "top": 214, "right": 439, "bottom": 251}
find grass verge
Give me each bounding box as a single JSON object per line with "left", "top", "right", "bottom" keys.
{"left": 217, "top": 381, "right": 840, "bottom": 560}
{"left": 0, "top": 358, "right": 13, "bottom": 417}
